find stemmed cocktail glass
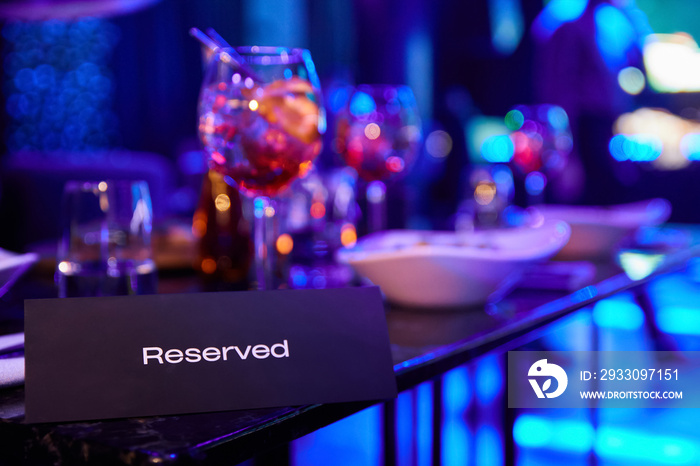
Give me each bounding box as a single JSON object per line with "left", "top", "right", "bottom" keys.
{"left": 507, "top": 104, "right": 572, "bottom": 205}
{"left": 198, "top": 46, "right": 324, "bottom": 289}
{"left": 336, "top": 85, "right": 421, "bottom": 232}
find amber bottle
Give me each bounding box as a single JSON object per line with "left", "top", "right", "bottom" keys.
{"left": 192, "top": 170, "right": 252, "bottom": 288}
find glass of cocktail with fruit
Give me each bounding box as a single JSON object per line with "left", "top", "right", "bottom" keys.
{"left": 198, "top": 46, "right": 324, "bottom": 289}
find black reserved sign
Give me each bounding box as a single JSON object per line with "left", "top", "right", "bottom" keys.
{"left": 24, "top": 287, "right": 397, "bottom": 423}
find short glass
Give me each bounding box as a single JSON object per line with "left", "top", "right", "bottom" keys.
{"left": 276, "top": 166, "right": 359, "bottom": 289}
{"left": 56, "top": 180, "right": 156, "bottom": 297}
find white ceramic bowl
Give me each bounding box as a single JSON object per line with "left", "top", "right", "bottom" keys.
{"left": 534, "top": 198, "right": 671, "bottom": 260}
{"left": 337, "top": 220, "right": 571, "bottom": 308}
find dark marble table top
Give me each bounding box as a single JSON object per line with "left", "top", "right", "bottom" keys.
{"left": 0, "top": 244, "right": 694, "bottom": 465}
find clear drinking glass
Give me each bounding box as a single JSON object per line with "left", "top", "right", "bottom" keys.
{"left": 277, "top": 165, "right": 359, "bottom": 289}
{"left": 56, "top": 180, "right": 156, "bottom": 297}
{"left": 197, "top": 46, "right": 324, "bottom": 290}
{"left": 336, "top": 84, "right": 422, "bottom": 232}
{"left": 506, "top": 104, "right": 573, "bottom": 205}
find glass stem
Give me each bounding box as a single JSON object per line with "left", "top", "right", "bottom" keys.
{"left": 253, "top": 196, "right": 273, "bottom": 290}
{"left": 366, "top": 180, "right": 387, "bottom": 233}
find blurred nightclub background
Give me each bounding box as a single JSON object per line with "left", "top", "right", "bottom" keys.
{"left": 4, "top": 0, "right": 700, "bottom": 250}
{"left": 2, "top": 0, "right": 700, "bottom": 464}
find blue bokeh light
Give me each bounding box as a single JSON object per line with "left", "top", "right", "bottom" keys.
{"left": 2, "top": 18, "right": 119, "bottom": 153}
{"left": 514, "top": 415, "right": 593, "bottom": 453}
{"left": 549, "top": 0, "right": 588, "bottom": 22}
{"left": 349, "top": 91, "right": 376, "bottom": 117}
{"left": 609, "top": 134, "right": 662, "bottom": 162}
{"left": 397, "top": 390, "right": 414, "bottom": 466}
{"left": 488, "top": 0, "right": 524, "bottom": 55}
{"left": 476, "top": 425, "right": 504, "bottom": 466}
{"left": 680, "top": 133, "right": 700, "bottom": 161}
{"left": 481, "top": 134, "right": 515, "bottom": 163}
{"left": 416, "top": 382, "right": 433, "bottom": 466}
{"left": 443, "top": 366, "right": 471, "bottom": 466}
{"left": 657, "top": 307, "right": 700, "bottom": 335}
{"left": 513, "top": 414, "right": 553, "bottom": 448}
{"left": 516, "top": 414, "right": 700, "bottom": 463}
{"left": 546, "top": 105, "right": 569, "bottom": 131}
{"left": 595, "top": 4, "right": 637, "bottom": 70}
{"left": 475, "top": 355, "right": 503, "bottom": 405}
{"left": 291, "top": 405, "right": 382, "bottom": 465}
{"left": 592, "top": 294, "right": 645, "bottom": 330}
{"left": 595, "top": 426, "right": 699, "bottom": 464}
{"left": 533, "top": 0, "right": 589, "bottom": 40}
{"left": 525, "top": 171, "right": 547, "bottom": 196}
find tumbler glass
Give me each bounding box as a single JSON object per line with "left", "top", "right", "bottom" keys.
{"left": 56, "top": 180, "right": 157, "bottom": 297}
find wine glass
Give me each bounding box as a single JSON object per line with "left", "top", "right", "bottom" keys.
{"left": 506, "top": 104, "right": 573, "bottom": 205}
{"left": 198, "top": 46, "right": 324, "bottom": 289}
{"left": 336, "top": 85, "right": 421, "bottom": 232}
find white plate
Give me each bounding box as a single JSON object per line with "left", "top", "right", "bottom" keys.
{"left": 534, "top": 198, "right": 671, "bottom": 260}
{"left": 337, "top": 220, "right": 571, "bottom": 308}
{"left": 0, "top": 248, "right": 39, "bottom": 298}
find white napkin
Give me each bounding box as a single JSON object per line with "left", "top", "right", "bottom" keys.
{"left": 0, "top": 332, "right": 23, "bottom": 350}
{"left": 0, "top": 248, "right": 39, "bottom": 298}
{"left": 0, "top": 333, "right": 25, "bottom": 388}
{"left": 0, "top": 249, "right": 38, "bottom": 272}
{"left": 0, "top": 357, "right": 24, "bottom": 388}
